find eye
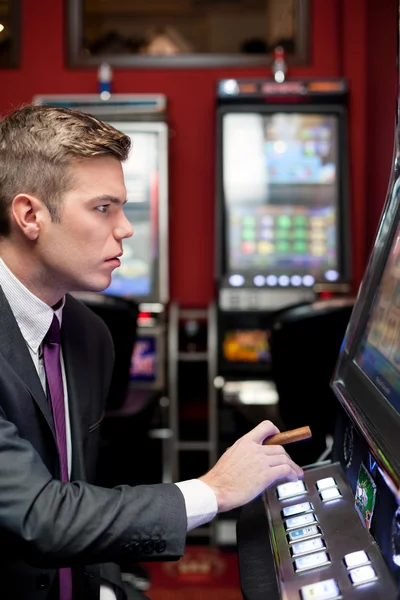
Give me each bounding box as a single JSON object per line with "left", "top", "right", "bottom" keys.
{"left": 96, "top": 205, "right": 109, "bottom": 213}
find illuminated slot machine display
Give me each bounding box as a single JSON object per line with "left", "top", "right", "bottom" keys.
{"left": 236, "top": 61, "right": 400, "bottom": 600}
{"left": 34, "top": 95, "right": 169, "bottom": 402}
{"left": 213, "top": 79, "right": 351, "bottom": 458}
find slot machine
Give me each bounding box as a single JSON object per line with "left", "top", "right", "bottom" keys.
{"left": 213, "top": 78, "right": 352, "bottom": 459}
{"left": 236, "top": 17, "right": 400, "bottom": 600}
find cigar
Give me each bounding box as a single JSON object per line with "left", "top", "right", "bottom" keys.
{"left": 264, "top": 426, "right": 312, "bottom": 446}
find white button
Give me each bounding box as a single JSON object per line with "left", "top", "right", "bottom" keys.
{"left": 292, "top": 537, "right": 325, "bottom": 556}
{"left": 282, "top": 502, "right": 313, "bottom": 518}
{"left": 344, "top": 551, "right": 369, "bottom": 569}
{"left": 300, "top": 579, "right": 341, "bottom": 600}
{"left": 287, "top": 525, "right": 320, "bottom": 543}
{"left": 349, "top": 565, "right": 377, "bottom": 585}
{"left": 277, "top": 480, "right": 307, "bottom": 500}
{"left": 285, "top": 513, "right": 317, "bottom": 530}
{"left": 320, "top": 487, "right": 342, "bottom": 502}
{"left": 316, "top": 477, "right": 337, "bottom": 490}
{"left": 294, "top": 551, "right": 330, "bottom": 572}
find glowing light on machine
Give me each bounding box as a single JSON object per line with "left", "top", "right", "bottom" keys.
{"left": 98, "top": 63, "right": 112, "bottom": 100}
{"left": 0, "top": 24, "right": 4, "bottom": 33}
{"left": 393, "top": 554, "right": 400, "bottom": 567}
{"left": 303, "top": 275, "right": 315, "bottom": 287}
{"left": 221, "top": 79, "right": 239, "bottom": 96}
{"left": 137, "top": 311, "right": 156, "bottom": 327}
{"left": 278, "top": 275, "right": 290, "bottom": 286}
{"left": 266, "top": 275, "right": 278, "bottom": 286}
{"left": 229, "top": 274, "right": 245, "bottom": 287}
{"left": 253, "top": 275, "right": 265, "bottom": 287}
{"left": 291, "top": 275, "right": 302, "bottom": 287}
{"left": 272, "top": 46, "right": 287, "bottom": 84}
{"left": 325, "top": 269, "right": 339, "bottom": 281}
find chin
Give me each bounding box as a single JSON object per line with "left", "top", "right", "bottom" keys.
{"left": 72, "top": 278, "right": 112, "bottom": 294}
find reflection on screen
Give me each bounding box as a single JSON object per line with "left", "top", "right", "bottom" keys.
{"left": 355, "top": 225, "right": 400, "bottom": 413}
{"left": 223, "top": 329, "right": 270, "bottom": 363}
{"left": 223, "top": 112, "right": 339, "bottom": 280}
{"left": 104, "top": 131, "right": 159, "bottom": 298}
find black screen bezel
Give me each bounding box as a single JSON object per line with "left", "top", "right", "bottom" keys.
{"left": 332, "top": 162, "right": 400, "bottom": 485}
{"left": 215, "top": 103, "right": 351, "bottom": 288}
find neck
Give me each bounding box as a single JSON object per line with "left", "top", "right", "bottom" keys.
{"left": 0, "top": 241, "right": 65, "bottom": 307}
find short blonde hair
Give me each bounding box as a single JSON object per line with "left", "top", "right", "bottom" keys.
{"left": 0, "top": 104, "right": 131, "bottom": 236}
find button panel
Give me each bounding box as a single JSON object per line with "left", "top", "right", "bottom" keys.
{"left": 282, "top": 502, "right": 313, "bottom": 518}
{"left": 291, "top": 537, "right": 325, "bottom": 557}
{"left": 344, "top": 550, "right": 370, "bottom": 569}
{"left": 287, "top": 525, "right": 321, "bottom": 543}
{"left": 320, "top": 487, "right": 342, "bottom": 502}
{"left": 349, "top": 565, "right": 377, "bottom": 585}
{"left": 300, "top": 579, "right": 341, "bottom": 600}
{"left": 315, "top": 477, "right": 337, "bottom": 491}
{"left": 277, "top": 480, "right": 307, "bottom": 500}
{"left": 294, "top": 551, "right": 330, "bottom": 572}
{"left": 285, "top": 513, "right": 317, "bottom": 531}
{"left": 264, "top": 465, "right": 393, "bottom": 599}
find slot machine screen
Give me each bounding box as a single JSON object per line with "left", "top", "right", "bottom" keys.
{"left": 104, "top": 127, "right": 162, "bottom": 300}
{"left": 354, "top": 223, "right": 400, "bottom": 414}
{"left": 223, "top": 329, "right": 270, "bottom": 363}
{"left": 332, "top": 196, "right": 400, "bottom": 485}
{"left": 130, "top": 336, "right": 157, "bottom": 382}
{"left": 222, "top": 111, "right": 341, "bottom": 284}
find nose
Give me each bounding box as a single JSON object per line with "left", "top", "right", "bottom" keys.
{"left": 114, "top": 210, "right": 134, "bottom": 241}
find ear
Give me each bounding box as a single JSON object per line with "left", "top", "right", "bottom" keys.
{"left": 11, "top": 194, "right": 45, "bottom": 241}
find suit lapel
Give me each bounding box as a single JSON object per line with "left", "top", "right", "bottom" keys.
{"left": 0, "top": 287, "right": 91, "bottom": 481}
{"left": 0, "top": 286, "right": 56, "bottom": 438}
{"left": 61, "top": 295, "right": 88, "bottom": 480}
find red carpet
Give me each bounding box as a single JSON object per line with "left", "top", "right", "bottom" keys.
{"left": 142, "top": 547, "right": 242, "bottom": 600}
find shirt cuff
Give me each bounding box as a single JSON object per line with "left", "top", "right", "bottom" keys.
{"left": 100, "top": 582, "right": 118, "bottom": 600}
{"left": 175, "top": 479, "right": 218, "bottom": 531}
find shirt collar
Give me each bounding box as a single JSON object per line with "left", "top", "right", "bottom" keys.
{"left": 0, "top": 258, "right": 65, "bottom": 354}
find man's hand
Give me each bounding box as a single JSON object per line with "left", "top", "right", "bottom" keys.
{"left": 198, "top": 420, "right": 304, "bottom": 513}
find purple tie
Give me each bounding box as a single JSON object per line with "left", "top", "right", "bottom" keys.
{"left": 43, "top": 314, "right": 72, "bottom": 600}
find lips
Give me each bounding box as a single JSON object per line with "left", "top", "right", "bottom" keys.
{"left": 105, "top": 252, "right": 123, "bottom": 261}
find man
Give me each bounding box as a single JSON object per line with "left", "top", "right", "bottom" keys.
{"left": 0, "top": 104, "right": 303, "bottom": 599}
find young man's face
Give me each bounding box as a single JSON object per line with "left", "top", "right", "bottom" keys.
{"left": 37, "top": 156, "right": 133, "bottom": 295}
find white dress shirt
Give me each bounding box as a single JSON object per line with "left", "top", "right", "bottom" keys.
{"left": 0, "top": 258, "right": 218, "bottom": 599}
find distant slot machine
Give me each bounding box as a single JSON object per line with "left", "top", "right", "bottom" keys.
{"left": 213, "top": 78, "right": 352, "bottom": 452}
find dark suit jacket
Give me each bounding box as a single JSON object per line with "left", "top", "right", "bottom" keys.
{"left": 0, "top": 288, "right": 187, "bottom": 599}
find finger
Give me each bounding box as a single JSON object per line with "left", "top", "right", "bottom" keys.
{"left": 265, "top": 453, "right": 297, "bottom": 468}
{"left": 246, "top": 420, "right": 280, "bottom": 444}
{"left": 262, "top": 445, "right": 304, "bottom": 476}
{"left": 262, "top": 444, "right": 286, "bottom": 456}
{"left": 267, "top": 464, "right": 302, "bottom": 484}
{"left": 265, "top": 453, "right": 304, "bottom": 476}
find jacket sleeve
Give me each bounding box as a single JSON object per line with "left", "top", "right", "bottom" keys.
{"left": 0, "top": 406, "right": 187, "bottom": 568}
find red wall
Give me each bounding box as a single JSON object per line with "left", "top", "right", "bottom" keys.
{"left": 0, "top": 0, "right": 397, "bottom": 306}
{"left": 366, "top": 0, "right": 398, "bottom": 253}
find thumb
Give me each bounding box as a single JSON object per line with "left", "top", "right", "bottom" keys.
{"left": 246, "top": 420, "right": 280, "bottom": 445}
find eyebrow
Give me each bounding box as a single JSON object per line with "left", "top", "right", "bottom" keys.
{"left": 89, "top": 195, "right": 127, "bottom": 206}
